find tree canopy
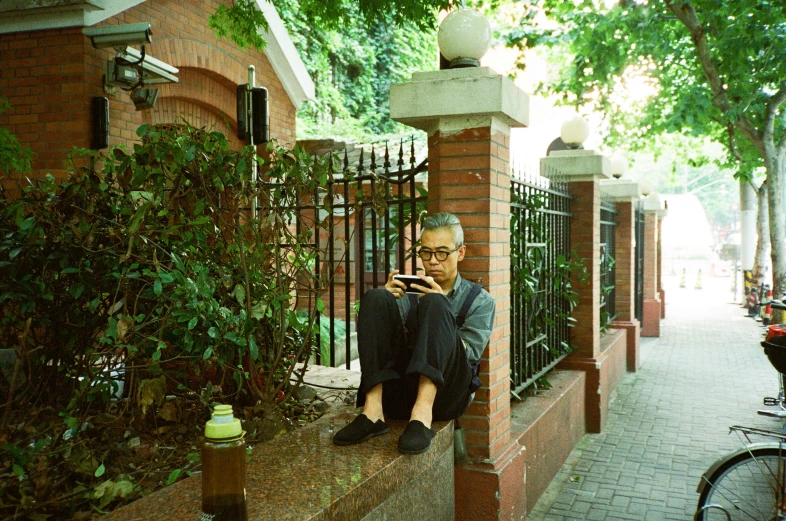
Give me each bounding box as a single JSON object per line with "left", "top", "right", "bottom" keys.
{"left": 210, "top": 0, "right": 442, "bottom": 141}
{"left": 502, "top": 0, "right": 786, "bottom": 300}
{"left": 277, "top": 0, "right": 438, "bottom": 141}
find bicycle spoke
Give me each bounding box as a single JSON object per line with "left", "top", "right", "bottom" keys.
{"left": 700, "top": 453, "right": 783, "bottom": 521}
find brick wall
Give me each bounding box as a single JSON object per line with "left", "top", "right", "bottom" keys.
{"left": 0, "top": 0, "right": 298, "bottom": 196}
{"left": 614, "top": 201, "right": 635, "bottom": 321}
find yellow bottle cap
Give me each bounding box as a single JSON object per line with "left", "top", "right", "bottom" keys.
{"left": 205, "top": 404, "right": 243, "bottom": 441}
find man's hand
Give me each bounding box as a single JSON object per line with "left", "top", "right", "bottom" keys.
{"left": 411, "top": 275, "right": 443, "bottom": 296}
{"left": 385, "top": 270, "right": 407, "bottom": 299}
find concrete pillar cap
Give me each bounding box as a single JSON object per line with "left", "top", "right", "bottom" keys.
{"left": 600, "top": 179, "right": 642, "bottom": 201}
{"left": 541, "top": 149, "right": 611, "bottom": 181}
{"left": 390, "top": 67, "right": 529, "bottom": 135}
{"left": 641, "top": 193, "right": 665, "bottom": 212}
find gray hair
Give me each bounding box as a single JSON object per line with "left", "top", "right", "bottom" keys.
{"left": 421, "top": 212, "right": 464, "bottom": 247}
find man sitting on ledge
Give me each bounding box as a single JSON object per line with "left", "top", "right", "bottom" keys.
{"left": 333, "top": 212, "right": 495, "bottom": 454}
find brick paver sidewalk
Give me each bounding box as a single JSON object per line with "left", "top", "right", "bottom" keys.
{"left": 527, "top": 273, "right": 781, "bottom": 521}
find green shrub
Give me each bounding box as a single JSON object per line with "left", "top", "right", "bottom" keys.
{"left": 0, "top": 123, "right": 333, "bottom": 420}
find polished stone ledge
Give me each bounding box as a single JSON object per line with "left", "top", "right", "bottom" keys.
{"left": 103, "top": 406, "right": 453, "bottom": 521}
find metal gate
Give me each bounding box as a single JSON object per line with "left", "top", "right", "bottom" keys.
{"left": 312, "top": 141, "right": 427, "bottom": 367}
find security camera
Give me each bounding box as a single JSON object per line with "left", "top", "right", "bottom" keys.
{"left": 116, "top": 47, "right": 179, "bottom": 84}
{"left": 83, "top": 22, "right": 152, "bottom": 50}
{"left": 130, "top": 87, "right": 159, "bottom": 111}
{"left": 106, "top": 60, "right": 140, "bottom": 89}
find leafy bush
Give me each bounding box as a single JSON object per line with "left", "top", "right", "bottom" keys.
{"left": 0, "top": 123, "right": 332, "bottom": 422}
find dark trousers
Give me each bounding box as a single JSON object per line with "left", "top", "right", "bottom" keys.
{"left": 356, "top": 289, "right": 472, "bottom": 421}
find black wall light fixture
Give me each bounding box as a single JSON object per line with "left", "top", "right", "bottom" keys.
{"left": 91, "top": 96, "right": 109, "bottom": 149}
{"left": 236, "top": 84, "right": 269, "bottom": 144}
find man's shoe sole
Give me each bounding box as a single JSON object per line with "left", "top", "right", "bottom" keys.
{"left": 398, "top": 444, "right": 431, "bottom": 455}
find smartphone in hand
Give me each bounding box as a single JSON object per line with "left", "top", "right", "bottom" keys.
{"left": 393, "top": 274, "right": 426, "bottom": 294}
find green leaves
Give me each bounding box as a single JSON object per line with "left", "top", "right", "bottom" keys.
{"left": 0, "top": 96, "right": 33, "bottom": 175}
{"left": 248, "top": 335, "right": 259, "bottom": 360}
{"left": 166, "top": 468, "right": 182, "bottom": 485}
{"left": 506, "top": 0, "right": 786, "bottom": 169}
{"left": 93, "top": 478, "right": 134, "bottom": 508}
{"left": 1, "top": 120, "right": 332, "bottom": 428}
{"left": 278, "top": 0, "right": 437, "bottom": 140}
{"left": 209, "top": 0, "right": 269, "bottom": 51}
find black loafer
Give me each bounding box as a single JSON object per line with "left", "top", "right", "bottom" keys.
{"left": 333, "top": 414, "right": 389, "bottom": 446}
{"left": 397, "top": 420, "right": 435, "bottom": 455}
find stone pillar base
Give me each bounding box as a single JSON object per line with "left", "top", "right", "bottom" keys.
{"left": 557, "top": 330, "right": 626, "bottom": 433}
{"left": 660, "top": 289, "right": 666, "bottom": 318}
{"left": 642, "top": 298, "right": 662, "bottom": 337}
{"left": 455, "top": 441, "right": 526, "bottom": 521}
{"left": 611, "top": 319, "right": 640, "bottom": 372}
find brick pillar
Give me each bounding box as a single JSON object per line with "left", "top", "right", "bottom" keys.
{"left": 542, "top": 150, "right": 623, "bottom": 433}
{"left": 600, "top": 179, "right": 642, "bottom": 372}
{"left": 658, "top": 215, "right": 666, "bottom": 318}
{"left": 641, "top": 195, "right": 665, "bottom": 337}
{"left": 391, "top": 67, "right": 528, "bottom": 521}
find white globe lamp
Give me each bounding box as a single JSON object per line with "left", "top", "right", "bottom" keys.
{"left": 610, "top": 155, "right": 628, "bottom": 179}
{"left": 438, "top": 8, "right": 492, "bottom": 68}
{"left": 640, "top": 180, "right": 654, "bottom": 197}
{"left": 560, "top": 116, "right": 590, "bottom": 149}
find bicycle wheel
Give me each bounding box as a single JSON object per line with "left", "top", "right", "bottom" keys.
{"left": 696, "top": 446, "right": 786, "bottom": 521}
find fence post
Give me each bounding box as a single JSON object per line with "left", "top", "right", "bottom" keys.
{"left": 541, "top": 149, "right": 623, "bottom": 433}
{"left": 600, "top": 179, "right": 642, "bottom": 371}
{"left": 641, "top": 194, "right": 667, "bottom": 337}
{"left": 391, "top": 67, "right": 528, "bottom": 521}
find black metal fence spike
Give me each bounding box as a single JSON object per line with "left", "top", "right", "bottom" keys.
{"left": 397, "top": 139, "right": 405, "bottom": 172}
{"left": 383, "top": 141, "right": 391, "bottom": 175}
{"left": 409, "top": 136, "right": 416, "bottom": 169}
{"left": 358, "top": 147, "right": 365, "bottom": 174}
{"left": 370, "top": 145, "right": 376, "bottom": 173}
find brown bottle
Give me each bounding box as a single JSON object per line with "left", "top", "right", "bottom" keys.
{"left": 201, "top": 404, "right": 247, "bottom": 521}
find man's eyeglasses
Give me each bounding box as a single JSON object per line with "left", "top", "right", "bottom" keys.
{"left": 417, "top": 246, "right": 461, "bottom": 262}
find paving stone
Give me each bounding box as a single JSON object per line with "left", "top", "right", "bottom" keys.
{"left": 526, "top": 276, "right": 776, "bottom": 521}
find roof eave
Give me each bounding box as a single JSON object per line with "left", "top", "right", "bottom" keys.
{"left": 256, "top": 1, "right": 315, "bottom": 109}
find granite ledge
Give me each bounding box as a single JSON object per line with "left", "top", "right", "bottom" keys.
{"left": 103, "top": 406, "right": 453, "bottom": 521}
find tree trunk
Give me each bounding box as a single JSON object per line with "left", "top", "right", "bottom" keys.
{"left": 752, "top": 181, "right": 770, "bottom": 291}
{"left": 767, "top": 153, "right": 786, "bottom": 322}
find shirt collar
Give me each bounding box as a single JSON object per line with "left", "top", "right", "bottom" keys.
{"left": 447, "top": 272, "right": 464, "bottom": 299}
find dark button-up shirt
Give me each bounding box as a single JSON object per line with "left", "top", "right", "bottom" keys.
{"left": 396, "top": 273, "right": 496, "bottom": 363}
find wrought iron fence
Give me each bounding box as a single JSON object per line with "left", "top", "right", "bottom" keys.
{"left": 296, "top": 140, "right": 428, "bottom": 368}
{"left": 600, "top": 199, "right": 618, "bottom": 329}
{"left": 510, "top": 172, "right": 573, "bottom": 396}
{"left": 634, "top": 200, "right": 645, "bottom": 325}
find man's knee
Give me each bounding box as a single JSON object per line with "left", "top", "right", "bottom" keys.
{"left": 359, "top": 288, "right": 397, "bottom": 319}
{"left": 362, "top": 288, "right": 394, "bottom": 307}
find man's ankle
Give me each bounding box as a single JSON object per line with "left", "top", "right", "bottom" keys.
{"left": 362, "top": 409, "right": 384, "bottom": 423}
{"left": 409, "top": 407, "right": 432, "bottom": 429}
